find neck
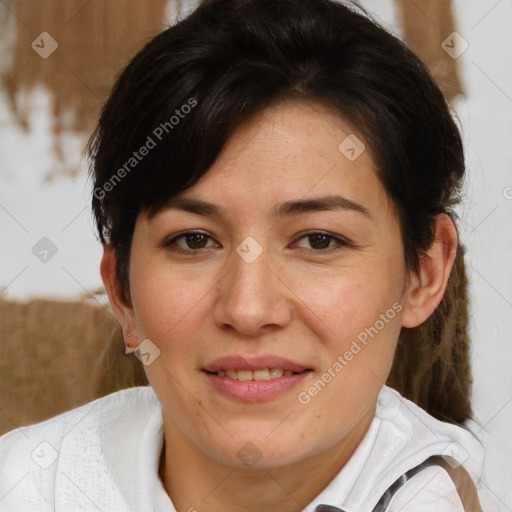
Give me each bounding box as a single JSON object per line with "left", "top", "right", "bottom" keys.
{"left": 158, "top": 411, "right": 374, "bottom": 512}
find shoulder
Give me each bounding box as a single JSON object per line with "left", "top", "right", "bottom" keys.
{"left": 375, "top": 387, "right": 484, "bottom": 510}
{"left": 0, "top": 386, "right": 159, "bottom": 509}
{"left": 0, "top": 385, "right": 158, "bottom": 450}
{"left": 376, "top": 386, "right": 484, "bottom": 473}
{"left": 385, "top": 464, "right": 466, "bottom": 512}
{"left": 384, "top": 458, "right": 483, "bottom": 512}
{"left": 342, "top": 386, "right": 485, "bottom": 510}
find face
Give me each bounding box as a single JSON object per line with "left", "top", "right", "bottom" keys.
{"left": 122, "top": 101, "right": 410, "bottom": 468}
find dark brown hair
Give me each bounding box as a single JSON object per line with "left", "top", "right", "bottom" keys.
{"left": 89, "top": 0, "right": 472, "bottom": 425}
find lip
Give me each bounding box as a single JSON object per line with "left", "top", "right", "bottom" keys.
{"left": 202, "top": 354, "right": 312, "bottom": 403}
{"left": 203, "top": 370, "right": 311, "bottom": 403}
{"left": 203, "top": 354, "right": 311, "bottom": 373}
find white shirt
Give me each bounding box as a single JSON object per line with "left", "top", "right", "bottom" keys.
{"left": 0, "top": 385, "right": 484, "bottom": 512}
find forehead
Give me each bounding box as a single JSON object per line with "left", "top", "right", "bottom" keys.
{"left": 173, "top": 100, "right": 393, "bottom": 219}
{"left": 208, "top": 101, "right": 365, "bottom": 174}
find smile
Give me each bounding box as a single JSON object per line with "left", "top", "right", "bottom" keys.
{"left": 203, "top": 368, "right": 312, "bottom": 402}
{"left": 214, "top": 369, "right": 297, "bottom": 380}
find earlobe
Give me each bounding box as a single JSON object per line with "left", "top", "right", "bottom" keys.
{"left": 100, "top": 245, "right": 140, "bottom": 348}
{"left": 401, "top": 214, "right": 458, "bottom": 328}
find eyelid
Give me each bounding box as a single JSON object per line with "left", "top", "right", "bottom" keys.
{"left": 163, "top": 230, "right": 352, "bottom": 253}
{"left": 291, "top": 231, "right": 352, "bottom": 251}
{"left": 163, "top": 230, "right": 219, "bottom": 249}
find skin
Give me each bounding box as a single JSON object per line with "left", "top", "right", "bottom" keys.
{"left": 101, "top": 100, "right": 458, "bottom": 512}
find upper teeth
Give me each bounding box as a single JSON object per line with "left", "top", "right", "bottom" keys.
{"left": 217, "top": 369, "right": 295, "bottom": 380}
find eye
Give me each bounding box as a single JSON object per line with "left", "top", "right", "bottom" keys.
{"left": 164, "top": 231, "right": 219, "bottom": 252}
{"left": 293, "top": 232, "right": 349, "bottom": 251}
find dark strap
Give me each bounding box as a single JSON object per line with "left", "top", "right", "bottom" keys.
{"left": 371, "top": 458, "right": 438, "bottom": 511}
{"left": 314, "top": 458, "right": 444, "bottom": 512}
{"left": 315, "top": 506, "right": 348, "bottom": 512}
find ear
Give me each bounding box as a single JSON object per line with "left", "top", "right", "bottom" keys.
{"left": 401, "top": 213, "right": 458, "bottom": 328}
{"left": 100, "top": 245, "right": 140, "bottom": 349}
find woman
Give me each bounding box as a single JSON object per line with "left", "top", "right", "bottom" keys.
{"left": 0, "top": 0, "right": 485, "bottom": 510}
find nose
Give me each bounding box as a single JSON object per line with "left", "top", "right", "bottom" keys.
{"left": 213, "top": 243, "right": 293, "bottom": 337}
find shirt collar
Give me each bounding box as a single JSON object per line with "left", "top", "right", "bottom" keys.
{"left": 55, "top": 385, "right": 483, "bottom": 512}
{"left": 305, "top": 386, "right": 484, "bottom": 512}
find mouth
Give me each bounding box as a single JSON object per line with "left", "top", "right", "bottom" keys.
{"left": 203, "top": 354, "right": 311, "bottom": 374}
{"left": 205, "top": 368, "right": 304, "bottom": 380}
{"left": 202, "top": 355, "right": 312, "bottom": 402}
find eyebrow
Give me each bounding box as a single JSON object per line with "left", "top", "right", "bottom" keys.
{"left": 157, "top": 195, "right": 371, "bottom": 221}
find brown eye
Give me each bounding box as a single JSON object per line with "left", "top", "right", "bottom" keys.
{"left": 294, "top": 232, "right": 349, "bottom": 251}
{"left": 307, "top": 234, "right": 332, "bottom": 250}
{"left": 165, "top": 231, "right": 218, "bottom": 251}
{"left": 183, "top": 233, "right": 209, "bottom": 249}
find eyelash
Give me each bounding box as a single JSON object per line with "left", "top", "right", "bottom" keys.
{"left": 163, "top": 231, "right": 351, "bottom": 254}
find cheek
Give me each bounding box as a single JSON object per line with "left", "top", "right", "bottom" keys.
{"left": 129, "top": 261, "right": 214, "bottom": 346}
{"left": 288, "top": 258, "right": 404, "bottom": 393}
{"left": 289, "top": 262, "right": 403, "bottom": 343}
